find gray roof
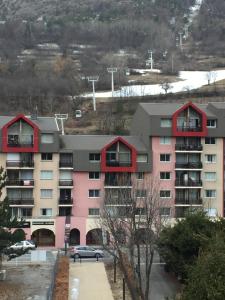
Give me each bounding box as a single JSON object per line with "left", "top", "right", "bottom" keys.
{"left": 0, "top": 115, "right": 59, "bottom": 131}
{"left": 139, "top": 102, "right": 219, "bottom": 117}
{"left": 60, "top": 135, "right": 147, "bottom": 152}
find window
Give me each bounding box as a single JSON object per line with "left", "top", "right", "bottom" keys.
{"left": 135, "top": 208, "right": 147, "bottom": 215}
{"left": 40, "top": 189, "right": 53, "bottom": 199}
{"left": 136, "top": 189, "right": 147, "bottom": 198}
{"left": 205, "top": 137, "right": 216, "bottom": 144}
{"left": 205, "top": 190, "right": 216, "bottom": 198}
{"left": 40, "top": 208, "right": 52, "bottom": 216}
{"left": 160, "top": 172, "right": 171, "bottom": 180}
{"left": 40, "top": 170, "right": 53, "bottom": 180}
{"left": 207, "top": 119, "right": 217, "bottom": 128}
{"left": 160, "top": 119, "right": 172, "bottom": 128}
{"left": 137, "top": 154, "right": 148, "bottom": 162}
{"left": 89, "top": 153, "right": 101, "bottom": 162}
{"left": 205, "top": 154, "right": 216, "bottom": 163}
{"left": 160, "top": 190, "right": 171, "bottom": 198}
{"left": 160, "top": 207, "right": 171, "bottom": 216}
{"left": 89, "top": 189, "right": 100, "bottom": 197}
{"left": 89, "top": 172, "right": 100, "bottom": 179}
{"left": 41, "top": 153, "right": 53, "bottom": 161}
{"left": 41, "top": 134, "right": 54, "bottom": 144}
{"left": 160, "top": 154, "right": 171, "bottom": 162}
{"left": 160, "top": 137, "right": 171, "bottom": 145}
{"left": 88, "top": 208, "right": 100, "bottom": 216}
{"left": 204, "top": 172, "right": 216, "bottom": 181}
{"left": 136, "top": 172, "right": 144, "bottom": 180}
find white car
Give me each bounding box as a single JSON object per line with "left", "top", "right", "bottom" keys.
{"left": 9, "top": 240, "right": 36, "bottom": 250}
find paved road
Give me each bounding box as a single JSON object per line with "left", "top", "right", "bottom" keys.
{"left": 150, "top": 262, "right": 180, "bottom": 300}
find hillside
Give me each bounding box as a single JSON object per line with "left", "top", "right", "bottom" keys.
{"left": 0, "top": 0, "right": 225, "bottom": 121}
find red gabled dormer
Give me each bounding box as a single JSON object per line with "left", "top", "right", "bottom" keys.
{"left": 172, "top": 102, "right": 207, "bottom": 137}
{"left": 2, "top": 114, "right": 39, "bottom": 152}
{"left": 101, "top": 137, "right": 137, "bottom": 172}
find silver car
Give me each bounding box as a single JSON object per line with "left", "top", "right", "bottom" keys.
{"left": 70, "top": 245, "right": 104, "bottom": 259}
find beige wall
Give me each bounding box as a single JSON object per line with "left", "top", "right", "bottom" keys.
{"left": 202, "top": 137, "right": 223, "bottom": 216}
{"left": 33, "top": 153, "right": 59, "bottom": 217}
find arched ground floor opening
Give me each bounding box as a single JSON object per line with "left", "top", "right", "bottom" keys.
{"left": 69, "top": 228, "right": 80, "bottom": 245}
{"left": 86, "top": 228, "right": 103, "bottom": 245}
{"left": 135, "top": 228, "right": 154, "bottom": 244}
{"left": 32, "top": 229, "right": 55, "bottom": 246}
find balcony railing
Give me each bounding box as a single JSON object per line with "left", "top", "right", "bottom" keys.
{"left": 58, "top": 180, "right": 73, "bottom": 186}
{"left": 175, "top": 179, "right": 202, "bottom": 187}
{"left": 59, "top": 161, "right": 73, "bottom": 168}
{"left": 175, "top": 144, "right": 203, "bottom": 151}
{"left": 175, "top": 162, "right": 202, "bottom": 169}
{"left": 175, "top": 197, "right": 202, "bottom": 205}
{"left": 8, "top": 198, "right": 34, "bottom": 205}
{"left": 7, "top": 135, "right": 33, "bottom": 147}
{"left": 6, "top": 160, "right": 34, "bottom": 168}
{"left": 177, "top": 126, "right": 202, "bottom": 132}
{"left": 58, "top": 198, "right": 73, "bottom": 205}
{"left": 6, "top": 179, "right": 34, "bottom": 186}
{"left": 106, "top": 160, "right": 132, "bottom": 167}
{"left": 105, "top": 198, "right": 132, "bottom": 205}
{"left": 104, "top": 179, "right": 132, "bottom": 186}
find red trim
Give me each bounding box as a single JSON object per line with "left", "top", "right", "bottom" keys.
{"left": 2, "top": 114, "right": 39, "bottom": 152}
{"left": 172, "top": 102, "right": 207, "bottom": 137}
{"left": 101, "top": 137, "right": 137, "bottom": 172}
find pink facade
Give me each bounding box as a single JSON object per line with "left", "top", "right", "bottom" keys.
{"left": 151, "top": 137, "right": 176, "bottom": 211}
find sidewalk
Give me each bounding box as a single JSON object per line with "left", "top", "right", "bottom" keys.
{"left": 69, "top": 260, "right": 114, "bottom": 300}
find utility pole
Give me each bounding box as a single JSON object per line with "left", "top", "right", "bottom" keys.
{"left": 107, "top": 67, "right": 117, "bottom": 97}
{"left": 184, "top": 25, "right": 189, "bottom": 39}
{"left": 87, "top": 76, "right": 99, "bottom": 111}
{"left": 178, "top": 32, "right": 183, "bottom": 51}
{"left": 171, "top": 53, "right": 174, "bottom": 73}
{"left": 148, "top": 50, "right": 153, "bottom": 70}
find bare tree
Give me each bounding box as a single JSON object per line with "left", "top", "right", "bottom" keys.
{"left": 100, "top": 174, "right": 169, "bottom": 300}
{"left": 160, "top": 81, "right": 172, "bottom": 94}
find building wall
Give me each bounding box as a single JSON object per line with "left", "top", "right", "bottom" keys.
{"left": 151, "top": 137, "right": 176, "bottom": 216}
{"left": 202, "top": 137, "right": 224, "bottom": 216}
{"left": 33, "top": 153, "right": 59, "bottom": 217}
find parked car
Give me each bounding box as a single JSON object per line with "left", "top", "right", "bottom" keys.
{"left": 70, "top": 245, "right": 104, "bottom": 259}
{"left": 8, "top": 240, "right": 36, "bottom": 251}
{"left": 26, "top": 239, "right": 37, "bottom": 248}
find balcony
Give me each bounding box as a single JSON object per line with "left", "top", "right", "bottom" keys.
{"left": 7, "top": 135, "right": 33, "bottom": 147}
{"left": 58, "top": 197, "right": 73, "bottom": 205}
{"left": 175, "top": 197, "right": 202, "bottom": 205}
{"left": 8, "top": 198, "right": 34, "bottom": 206}
{"left": 175, "top": 144, "right": 203, "bottom": 151}
{"left": 106, "top": 160, "right": 132, "bottom": 167}
{"left": 104, "top": 179, "right": 132, "bottom": 187}
{"left": 175, "top": 162, "right": 202, "bottom": 169}
{"left": 177, "top": 126, "right": 202, "bottom": 132}
{"left": 6, "top": 179, "right": 34, "bottom": 186}
{"left": 59, "top": 161, "right": 73, "bottom": 168}
{"left": 175, "top": 179, "right": 202, "bottom": 187}
{"left": 105, "top": 198, "right": 132, "bottom": 205}
{"left": 58, "top": 180, "right": 73, "bottom": 187}
{"left": 6, "top": 160, "right": 34, "bottom": 168}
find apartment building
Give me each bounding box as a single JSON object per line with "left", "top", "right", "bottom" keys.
{"left": 0, "top": 102, "right": 224, "bottom": 247}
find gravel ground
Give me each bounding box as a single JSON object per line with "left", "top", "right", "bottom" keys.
{"left": 0, "top": 264, "right": 54, "bottom": 300}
